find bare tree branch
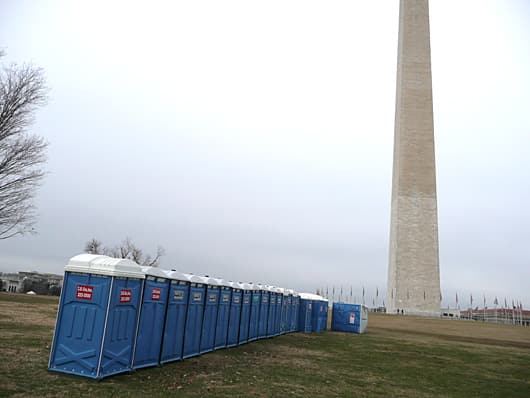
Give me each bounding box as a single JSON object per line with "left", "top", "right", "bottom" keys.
{"left": 84, "top": 238, "right": 165, "bottom": 267}
{"left": 0, "top": 54, "right": 48, "bottom": 239}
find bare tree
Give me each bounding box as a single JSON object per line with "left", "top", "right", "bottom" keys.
{"left": 0, "top": 51, "right": 48, "bottom": 239}
{"left": 84, "top": 238, "right": 103, "bottom": 254}
{"left": 84, "top": 237, "right": 165, "bottom": 267}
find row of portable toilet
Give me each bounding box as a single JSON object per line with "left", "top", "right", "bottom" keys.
{"left": 48, "top": 254, "right": 307, "bottom": 379}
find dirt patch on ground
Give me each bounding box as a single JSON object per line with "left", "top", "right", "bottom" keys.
{"left": 367, "top": 313, "right": 530, "bottom": 349}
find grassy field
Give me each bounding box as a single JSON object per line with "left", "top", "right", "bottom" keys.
{"left": 1, "top": 292, "right": 529, "bottom": 397}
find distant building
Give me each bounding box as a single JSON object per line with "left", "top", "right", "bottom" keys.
{"left": 0, "top": 271, "right": 63, "bottom": 295}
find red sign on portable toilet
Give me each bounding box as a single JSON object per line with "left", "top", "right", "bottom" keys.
{"left": 151, "top": 288, "right": 161, "bottom": 300}
{"left": 120, "top": 289, "right": 132, "bottom": 303}
{"left": 76, "top": 285, "right": 93, "bottom": 300}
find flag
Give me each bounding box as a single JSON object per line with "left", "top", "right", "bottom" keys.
{"left": 350, "top": 286, "right": 353, "bottom": 298}
{"left": 424, "top": 290, "right": 426, "bottom": 300}
{"left": 512, "top": 299, "right": 515, "bottom": 309}
{"left": 494, "top": 297, "right": 498, "bottom": 306}
{"left": 483, "top": 293, "right": 486, "bottom": 308}
{"left": 470, "top": 293, "right": 473, "bottom": 308}
{"left": 456, "top": 292, "right": 459, "bottom": 305}
{"left": 376, "top": 287, "right": 379, "bottom": 298}
{"left": 504, "top": 297, "right": 507, "bottom": 308}
{"left": 372, "top": 298, "right": 375, "bottom": 306}
{"left": 383, "top": 300, "right": 385, "bottom": 307}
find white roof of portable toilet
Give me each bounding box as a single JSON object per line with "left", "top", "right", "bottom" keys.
{"left": 211, "top": 277, "right": 230, "bottom": 287}
{"left": 141, "top": 266, "right": 167, "bottom": 279}
{"left": 65, "top": 254, "right": 145, "bottom": 278}
{"left": 256, "top": 283, "right": 267, "bottom": 292}
{"left": 183, "top": 273, "right": 203, "bottom": 284}
{"left": 299, "top": 293, "right": 329, "bottom": 302}
{"left": 227, "top": 281, "right": 239, "bottom": 289}
{"left": 165, "top": 269, "right": 188, "bottom": 281}
{"left": 238, "top": 282, "right": 252, "bottom": 290}
{"left": 198, "top": 276, "right": 219, "bottom": 286}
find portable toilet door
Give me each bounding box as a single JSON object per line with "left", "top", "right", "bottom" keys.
{"left": 247, "top": 283, "right": 260, "bottom": 342}
{"left": 284, "top": 291, "right": 292, "bottom": 334}
{"left": 226, "top": 282, "right": 242, "bottom": 348}
{"left": 279, "top": 288, "right": 288, "bottom": 335}
{"left": 199, "top": 276, "right": 220, "bottom": 354}
{"left": 311, "top": 297, "right": 321, "bottom": 332}
{"left": 238, "top": 283, "right": 252, "bottom": 345}
{"left": 266, "top": 286, "right": 276, "bottom": 337}
{"left": 291, "top": 291, "right": 298, "bottom": 332}
{"left": 160, "top": 270, "right": 189, "bottom": 364}
{"left": 274, "top": 287, "right": 283, "bottom": 336}
{"left": 132, "top": 266, "right": 170, "bottom": 370}
{"left": 257, "top": 284, "right": 269, "bottom": 339}
{"left": 49, "top": 254, "right": 145, "bottom": 379}
{"left": 320, "top": 300, "right": 329, "bottom": 332}
{"left": 298, "top": 294, "right": 313, "bottom": 333}
{"left": 182, "top": 274, "right": 206, "bottom": 359}
{"left": 213, "top": 278, "right": 232, "bottom": 350}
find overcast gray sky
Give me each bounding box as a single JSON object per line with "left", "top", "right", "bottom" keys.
{"left": 1, "top": 0, "right": 529, "bottom": 307}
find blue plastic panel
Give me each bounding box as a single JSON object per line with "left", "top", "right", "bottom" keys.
{"left": 266, "top": 294, "right": 276, "bottom": 337}
{"left": 160, "top": 281, "right": 189, "bottom": 363}
{"left": 199, "top": 285, "right": 219, "bottom": 354}
{"left": 49, "top": 272, "right": 111, "bottom": 378}
{"left": 258, "top": 292, "right": 269, "bottom": 339}
{"left": 99, "top": 277, "right": 143, "bottom": 378}
{"left": 214, "top": 287, "right": 231, "bottom": 350}
{"left": 274, "top": 294, "right": 282, "bottom": 336}
{"left": 183, "top": 283, "right": 205, "bottom": 359}
{"left": 238, "top": 291, "right": 251, "bottom": 344}
{"left": 298, "top": 299, "right": 312, "bottom": 333}
{"left": 248, "top": 291, "right": 260, "bottom": 341}
{"left": 133, "top": 277, "right": 169, "bottom": 369}
{"left": 227, "top": 289, "right": 242, "bottom": 347}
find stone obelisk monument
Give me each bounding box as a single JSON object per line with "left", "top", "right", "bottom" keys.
{"left": 387, "top": 0, "right": 441, "bottom": 316}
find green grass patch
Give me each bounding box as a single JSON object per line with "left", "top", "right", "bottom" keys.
{"left": 0, "top": 293, "right": 529, "bottom": 397}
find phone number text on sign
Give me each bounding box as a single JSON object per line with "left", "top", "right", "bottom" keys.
{"left": 120, "top": 289, "right": 132, "bottom": 303}
{"left": 151, "top": 288, "right": 161, "bottom": 300}
{"left": 76, "top": 285, "right": 93, "bottom": 300}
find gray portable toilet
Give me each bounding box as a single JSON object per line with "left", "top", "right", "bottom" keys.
{"left": 160, "top": 270, "right": 190, "bottom": 364}
{"left": 49, "top": 254, "right": 145, "bottom": 379}
{"left": 132, "top": 266, "right": 170, "bottom": 369}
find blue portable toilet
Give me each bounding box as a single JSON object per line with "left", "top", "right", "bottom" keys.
{"left": 274, "top": 287, "right": 283, "bottom": 336}
{"left": 266, "top": 286, "right": 277, "bottom": 337}
{"left": 331, "top": 303, "right": 368, "bottom": 334}
{"left": 199, "top": 276, "right": 220, "bottom": 354}
{"left": 284, "top": 290, "right": 292, "bottom": 334}
{"left": 238, "top": 283, "right": 252, "bottom": 345}
{"left": 291, "top": 290, "right": 300, "bottom": 332}
{"left": 279, "top": 288, "right": 289, "bottom": 335}
{"left": 257, "top": 284, "right": 269, "bottom": 339}
{"left": 226, "top": 281, "right": 242, "bottom": 348}
{"left": 49, "top": 254, "right": 145, "bottom": 379}
{"left": 298, "top": 293, "right": 313, "bottom": 333}
{"left": 213, "top": 278, "right": 232, "bottom": 350}
{"left": 132, "top": 266, "right": 170, "bottom": 370}
{"left": 160, "top": 270, "right": 189, "bottom": 364}
{"left": 248, "top": 283, "right": 261, "bottom": 342}
{"left": 311, "top": 295, "right": 328, "bottom": 332}
{"left": 182, "top": 274, "right": 205, "bottom": 359}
